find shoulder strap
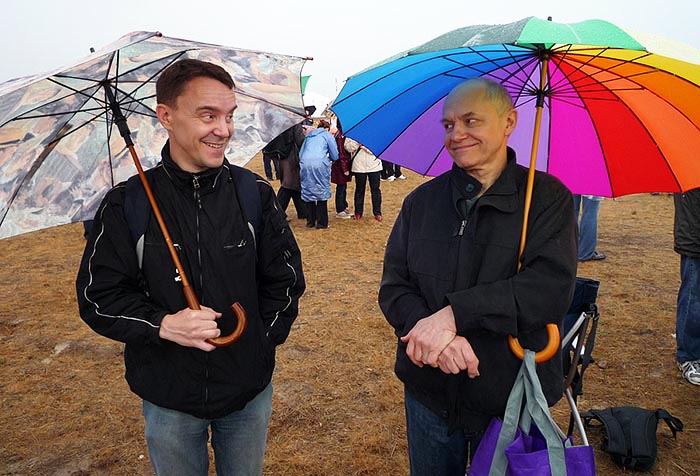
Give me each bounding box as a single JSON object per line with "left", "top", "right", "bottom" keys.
{"left": 124, "top": 166, "right": 263, "bottom": 270}
{"left": 124, "top": 174, "right": 150, "bottom": 269}
{"left": 228, "top": 165, "right": 263, "bottom": 245}
{"left": 655, "top": 409, "right": 684, "bottom": 438}
{"left": 581, "top": 408, "right": 628, "bottom": 456}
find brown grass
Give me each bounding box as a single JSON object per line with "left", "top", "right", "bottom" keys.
{"left": 0, "top": 157, "right": 697, "bottom": 475}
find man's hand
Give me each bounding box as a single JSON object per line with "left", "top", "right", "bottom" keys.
{"left": 437, "top": 336, "right": 480, "bottom": 378}
{"left": 159, "top": 306, "right": 222, "bottom": 352}
{"left": 400, "top": 306, "right": 457, "bottom": 368}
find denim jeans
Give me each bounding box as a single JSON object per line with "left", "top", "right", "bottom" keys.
{"left": 404, "top": 388, "right": 483, "bottom": 476}
{"left": 143, "top": 383, "right": 273, "bottom": 476}
{"left": 573, "top": 195, "right": 602, "bottom": 260}
{"left": 262, "top": 155, "right": 279, "bottom": 180}
{"left": 335, "top": 183, "right": 348, "bottom": 213}
{"left": 677, "top": 255, "right": 700, "bottom": 363}
{"left": 354, "top": 171, "right": 382, "bottom": 216}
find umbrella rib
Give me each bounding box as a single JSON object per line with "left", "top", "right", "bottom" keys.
{"left": 234, "top": 89, "right": 305, "bottom": 117}
{"left": 344, "top": 47, "right": 538, "bottom": 140}
{"left": 336, "top": 45, "right": 533, "bottom": 107}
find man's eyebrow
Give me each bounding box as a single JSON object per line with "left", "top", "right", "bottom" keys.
{"left": 441, "top": 112, "right": 477, "bottom": 123}
{"left": 195, "top": 105, "right": 238, "bottom": 113}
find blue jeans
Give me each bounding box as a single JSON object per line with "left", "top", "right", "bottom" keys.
{"left": 143, "top": 384, "right": 273, "bottom": 476}
{"left": 404, "top": 388, "right": 483, "bottom": 476}
{"left": 677, "top": 256, "right": 700, "bottom": 363}
{"left": 335, "top": 183, "right": 348, "bottom": 213}
{"left": 573, "top": 195, "right": 602, "bottom": 260}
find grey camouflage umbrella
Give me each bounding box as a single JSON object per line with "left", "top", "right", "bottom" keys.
{"left": 0, "top": 31, "right": 308, "bottom": 239}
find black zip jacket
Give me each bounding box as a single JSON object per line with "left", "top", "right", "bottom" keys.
{"left": 76, "top": 144, "right": 305, "bottom": 419}
{"left": 674, "top": 188, "right": 700, "bottom": 258}
{"left": 379, "top": 149, "right": 577, "bottom": 431}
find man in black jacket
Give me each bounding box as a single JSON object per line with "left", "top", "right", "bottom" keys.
{"left": 379, "top": 78, "right": 577, "bottom": 475}
{"left": 76, "top": 59, "right": 305, "bottom": 476}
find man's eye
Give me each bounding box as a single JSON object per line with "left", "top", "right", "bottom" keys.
{"left": 202, "top": 114, "right": 214, "bottom": 121}
{"left": 443, "top": 123, "right": 454, "bottom": 131}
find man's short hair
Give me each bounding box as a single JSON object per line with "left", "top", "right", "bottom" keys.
{"left": 451, "top": 77, "right": 514, "bottom": 115}
{"left": 156, "top": 59, "right": 235, "bottom": 107}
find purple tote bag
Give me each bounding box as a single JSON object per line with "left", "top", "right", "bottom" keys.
{"left": 468, "top": 351, "right": 595, "bottom": 476}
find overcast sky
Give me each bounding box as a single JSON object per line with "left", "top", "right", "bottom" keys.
{"left": 2, "top": 0, "right": 699, "bottom": 101}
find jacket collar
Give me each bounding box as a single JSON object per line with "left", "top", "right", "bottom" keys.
{"left": 160, "top": 140, "right": 227, "bottom": 192}
{"left": 448, "top": 147, "right": 521, "bottom": 215}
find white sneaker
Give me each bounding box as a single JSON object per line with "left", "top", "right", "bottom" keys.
{"left": 335, "top": 211, "right": 352, "bottom": 219}
{"left": 678, "top": 360, "right": 700, "bottom": 385}
{"left": 397, "top": 175, "right": 407, "bottom": 180}
{"left": 387, "top": 176, "right": 396, "bottom": 181}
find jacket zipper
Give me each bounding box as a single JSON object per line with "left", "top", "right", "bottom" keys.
{"left": 458, "top": 219, "right": 467, "bottom": 236}
{"left": 193, "top": 174, "right": 210, "bottom": 414}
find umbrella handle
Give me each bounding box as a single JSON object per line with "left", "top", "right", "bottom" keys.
{"left": 206, "top": 302, "right": 248, "bottom": 347}
{"left": 183, "top": 287, "right": 247, "bottom": 348}
{"left": 508, "top": 323, "right": 559, "bottom": 363}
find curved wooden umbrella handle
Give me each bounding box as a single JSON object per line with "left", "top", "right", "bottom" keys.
{"left": 206, "top": 302, "right": 248, "bottom": 347}
{"left": 508, "top": 323, "right": 559, "bottom": 363}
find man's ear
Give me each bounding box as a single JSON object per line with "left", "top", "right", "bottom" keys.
{"left": 504, "top": 108, "right": 517, "bottom": 136}
{"left": 156, "top": 103, "right": 172, "bottom": 131}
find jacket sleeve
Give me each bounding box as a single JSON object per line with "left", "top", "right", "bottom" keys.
{"left": 379, "top": 194, "right": 433, "bottom": 337}
{"left": 344, "top": 137, "right": 359, "bottom": 154}
{"left": 76, "top": 185, "right": 168, "bottom": 345}
{"left": 256, "top": 181, "right": 306, "bottom": 345}
{"left": 325, "top": 132, "right": 339, "bottom": 161}
{"left": 446, "top": 181, "right": 578, "bottom": 337}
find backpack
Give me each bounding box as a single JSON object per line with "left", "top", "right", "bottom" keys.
{"left": 124, "top": 165, "right": 263, "bottom": 269}
{"left": 581, "top": 406, "right": 683, "bottom": 471}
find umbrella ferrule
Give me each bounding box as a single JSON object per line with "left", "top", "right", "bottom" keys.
{"left": 102, "top": 81, "right": 134, "bottom": 146}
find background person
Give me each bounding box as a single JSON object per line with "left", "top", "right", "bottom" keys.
{"left": 673, "top": 188, "right": 700, "bottom": 385}
{"left": 379, "top": 78, "right": 577, "bottom": 475}
{"left": 274, "top": 123, "right": 307, "bottom": 220}
{"left": 344, "top": 137, "right": 383, "bottom": 221}
{"left": 76, "top": 59, "right": 306, "bottom": 476}
{"left": 299, "top": 119, "right": 339, "bottom": 229}
{"left": 573, "top": 194, "right": 606, "bottom": 261}
{"left": 332, "top": 120, "right": 352, "bottom": 219}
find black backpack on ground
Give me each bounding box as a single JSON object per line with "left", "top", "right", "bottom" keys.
{"left": 581, "top": 406, "right": 683, "bottom": 471}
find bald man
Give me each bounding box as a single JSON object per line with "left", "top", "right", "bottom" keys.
{"left": 379, "top": 78, "right": 577, "bottom": 475}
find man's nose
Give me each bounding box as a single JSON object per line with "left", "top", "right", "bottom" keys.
{"left": 213, "top": 117, "right": 232, "bottom": 137}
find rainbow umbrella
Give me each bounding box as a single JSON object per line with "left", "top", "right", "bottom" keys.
{"left": 331, "top": 17, "right": 700, "bottom": 198}
{"left": 332, "top": 17, "right": 700, "bottom": 361}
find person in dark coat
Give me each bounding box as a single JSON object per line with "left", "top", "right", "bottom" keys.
{"left": 331, "top": 120, "right": 352, "bottom": 219}
{"left": 378, "top": 78, "right": 577, "bottom": 475}
{"left": 76, "top": 59, "right": 305, "bottom": 476}
{"left": 274, "top": 123, "right": 307, "bottom": 219}
{"left": 673, "top": 188, "right": 700, "bottom": 385}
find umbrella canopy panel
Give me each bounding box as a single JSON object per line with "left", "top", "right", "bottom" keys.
{"left": 0, "top": 31, "right": 307, "bottom": 239}
{"left": 331, "top": 18, "right": 700, "bottom": 197}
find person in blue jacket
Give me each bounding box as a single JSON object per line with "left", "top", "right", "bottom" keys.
{"left": 299, "top": 120, "right": 339, "bottom": 229}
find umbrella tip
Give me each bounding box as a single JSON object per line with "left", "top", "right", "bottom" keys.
{"left": 155, "top": 31, "right": 163, "bottom": 37}
{"left": 89, "top": 47, "right": 95, "bottom": 53}
{"left": 547, "top": 16, "right": 552, "bottom": 21}
{"left": 305, "top": 56, "right": 314, "bottom": 61}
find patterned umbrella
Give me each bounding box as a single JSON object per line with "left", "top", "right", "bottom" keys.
{"left": 0, "top": 31, "right": 308, "bottom": 239}
{"left": 332, "top": 17, "right": 700, "bottom": 198}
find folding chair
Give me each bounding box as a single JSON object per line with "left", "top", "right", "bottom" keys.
{"left": 561, "top": 277, "right": 601, "bottom": 445}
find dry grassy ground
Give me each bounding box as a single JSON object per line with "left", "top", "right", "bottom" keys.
{"left": 0, "top": 157, "right": 697, "bottom": 475}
